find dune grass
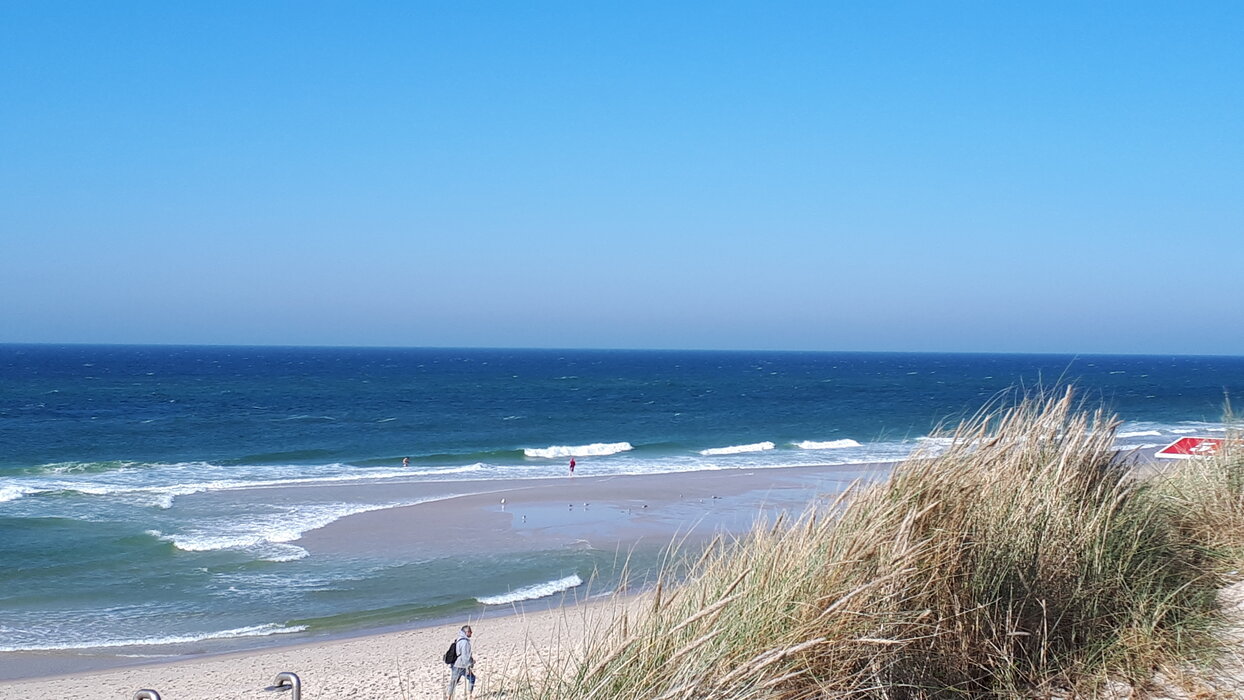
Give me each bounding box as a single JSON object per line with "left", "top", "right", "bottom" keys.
{"left": 506, "top": 389, "right": 1244, "bottom": 699}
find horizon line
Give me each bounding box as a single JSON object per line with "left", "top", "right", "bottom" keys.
{"left": 1, "top": 341, "right": 1240, "bottom": 360}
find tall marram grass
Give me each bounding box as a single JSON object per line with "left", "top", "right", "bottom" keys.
{"left": 1149, "top": 405, "right": 1244, "bottom": 569}
{"left": 509, "top": 389, "right": 1244, "bottom": 699}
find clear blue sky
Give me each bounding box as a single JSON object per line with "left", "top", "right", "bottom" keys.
{"left": 2, "top": 2, "right": 1241, "bottom": 354}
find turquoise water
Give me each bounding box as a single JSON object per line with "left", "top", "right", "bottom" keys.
{"left": 1, "top": 345, "right": 1240, "bottom": 657}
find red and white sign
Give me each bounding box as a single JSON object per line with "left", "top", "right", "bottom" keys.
{"left": 1155, "top": 437, "right": 1226, "bottom": 459}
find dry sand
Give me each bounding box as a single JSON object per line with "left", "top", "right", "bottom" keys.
{"left": 0, "top": 594, "right": 626, "bottom": 699}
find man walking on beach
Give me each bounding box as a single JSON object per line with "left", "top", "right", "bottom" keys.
{"left": 446, "top": 624, "right": 475, "bottom": 699}
{"left": 569, "top": 458, "right": 575, "bottom": 476}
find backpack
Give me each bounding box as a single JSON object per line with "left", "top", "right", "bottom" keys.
{"left": 444, "top": 639, "right": 459, "bottom": 665}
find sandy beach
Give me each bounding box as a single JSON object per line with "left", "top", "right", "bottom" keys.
{"left": 13, "top": 586, "right": 1240, "bottom": 700}
{"left": 5, "top": 445, "right": 1212, "bottom": 700}
{"left": 0, "top": 462, "right": 890, "bottom": 699}
{"left": 3, "top": 452, "right": 1184, "bottom": 699}
{"left": 0, "top": 596, "right": 624, "bottom": 699}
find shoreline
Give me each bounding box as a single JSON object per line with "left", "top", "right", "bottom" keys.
{"left": 0, "top": 450, "right": 1166, "bottom": 696}
{"left": 0, "top": 592, "right": 633, "bottom": 700}
{"left": 0, "top": 461, "right": 893, "bottom": 690}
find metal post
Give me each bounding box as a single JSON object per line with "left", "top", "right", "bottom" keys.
{"left": 271, "top": 671, "right": 301, "bottom": 700}
{"left": 132, "top": 691, "right": 161, "bottom": 700}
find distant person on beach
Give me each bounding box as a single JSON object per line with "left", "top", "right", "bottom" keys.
{"left": 446, "top": 624, "right": 475, "bottom": 698}
{"left": 569, "top": 458, "right": 576, "bottom": 476}
{"left": 403, "top": 456, "right": 409, "bottom": 468}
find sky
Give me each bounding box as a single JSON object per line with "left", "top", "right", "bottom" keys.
{"left": 2, "top": 2, "right": 1241, "bottom": 355}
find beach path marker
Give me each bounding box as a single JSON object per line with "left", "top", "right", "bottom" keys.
{"left": 1154, "top": 436, "right": 1227, "bottom": 459}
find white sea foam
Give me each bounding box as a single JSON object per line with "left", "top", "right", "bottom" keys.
{"left": 250, "top": 543, "right": 310, "bottom": 562}
{"left": 1174, "top": 421, "right": 1227, "bottom": 434}
{"left": 150, "top": 492, "right": 178, "bottom": 509}
{"left": 699, "top": 442, "right": 776, "bottom": 456}
{"left": 40, "top": 463, "right": 487, "bottom": 508}
{"left": 477, "top": 574, "right": 583, "bottom": 605}
{"left": 0, "top": 485, "right": 38, "bottom": 503}
{"left": 407, "top": 464, "right": 486, "bottom": 477}
{"left": 913, "top": 436, "right": 957, "bottom": 449}
{"left": 1117, "top": 430, "right": 1162, "bottom": 439}
{"left": 794, "top": 439, "right": 863, "bottom": 450}
{"left": 0, "top": 622, "right": 307, "bottom": 652}
{"left": 39, "top": 460, "right": 142, "bottom": 475}
{"left": 524, "top": 442, "right": 633, "bottom": 459}
{"left": 151, "top": 499, "right": 443, "bottom": 553}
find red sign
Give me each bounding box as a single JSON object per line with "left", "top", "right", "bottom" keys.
{"left": 1155, "top": 437, "right": 1226, "bottom": 459}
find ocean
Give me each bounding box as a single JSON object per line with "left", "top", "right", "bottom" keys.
{"left": 0, "top": 345, "right": 1240, "bottom": 662}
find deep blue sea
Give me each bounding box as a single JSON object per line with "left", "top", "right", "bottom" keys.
{"left": 1, "top": 345, "right": 1240, "bottom": 660}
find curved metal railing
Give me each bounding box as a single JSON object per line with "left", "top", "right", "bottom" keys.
{"left": 131, "top": 670, "right": 303, "bottom": 699}
{"left": 270, "top": 671, "right": 301, "bottom": 700}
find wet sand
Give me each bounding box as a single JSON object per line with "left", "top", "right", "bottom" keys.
{"left": 297, "top": 462, "right": 890, "bottom": 558}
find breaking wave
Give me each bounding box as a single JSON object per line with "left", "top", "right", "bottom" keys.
{"left": 699, "top": 442, "right": 775, "bottom": 456}
{"left": 0, "top": 485, "right": 37, "bottom": 503}
{"left": 0, "top": 623, "right": 307, "bottom": 652}
{"left": 7, "top": 463, "right": 486, "bottom": 509}
{"left": 1117, "top": 430, "right": 1162, "bottom": 439}
{"left": 477, "top": 574, "right": 584, "bottom": 605}
{"left": 795, "top": 439, "right": 862, "bottom": 450}
{"left": 148, "top": 498, "right": 450, "bottom": 554}
{"left": 524, "top": 443, "right": 633, "bottom": 459}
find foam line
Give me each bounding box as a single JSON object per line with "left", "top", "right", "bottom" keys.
{"left": 524, "top": 443, "right": 633, "bottom": 459}
{"left": 150, "top": 497, "right": 454, "bottom": 553}
{"left": 0, "top": 623, "right": 307, "bottom": 652}
{"left": 699, "top": 442, "right": 775, "bottom": 456}
{"left": 794, "top": 439, "right": 862, "bottom": 450}
{"left": 477, "top": 574, "right": 583, "bottom": 605}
